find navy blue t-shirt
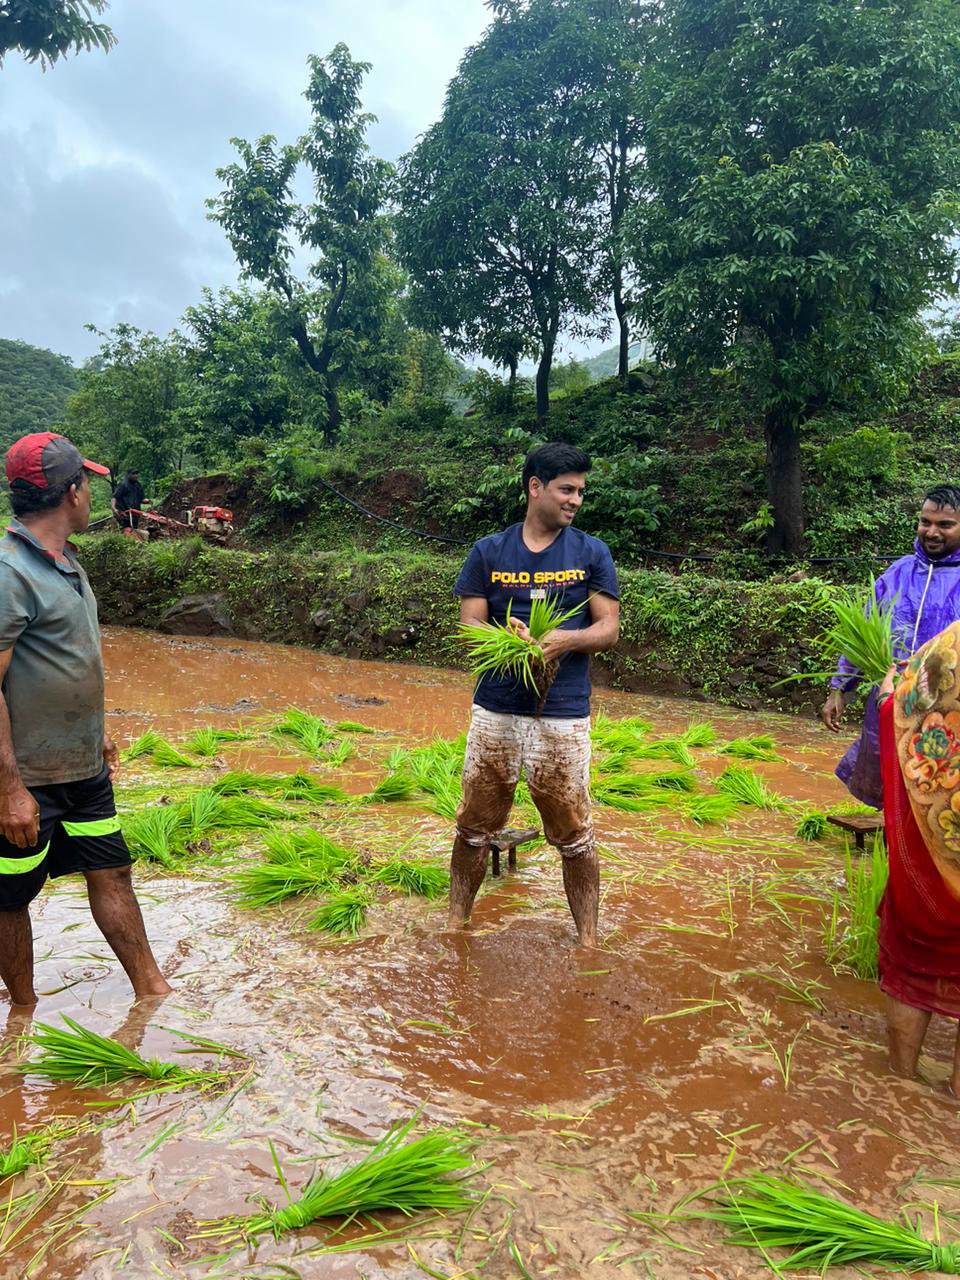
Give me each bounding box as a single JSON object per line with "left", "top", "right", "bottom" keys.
{"left": 454, "top": 523, "right": 619, "bottom": 718}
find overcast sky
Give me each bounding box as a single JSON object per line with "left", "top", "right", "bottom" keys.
{"left": 0, "top": 0, "right": 495, "bottom": 364}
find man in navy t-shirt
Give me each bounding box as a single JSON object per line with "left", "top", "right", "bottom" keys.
{"left": 450, "top": 441, "right": 620, "bottom": 947}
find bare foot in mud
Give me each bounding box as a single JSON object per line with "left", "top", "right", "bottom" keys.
{"left": 134, "top": 976, "right": 173, "bottom": 999}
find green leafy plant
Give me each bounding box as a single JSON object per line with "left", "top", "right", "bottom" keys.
{"left": 335, "top": 721, "right": 376, "bottom": 734}
{"left": 233, "top": 854, "right": 339, "bottom": 909}
{"left": 183, "top": 727, "right": 251, "bottom": 758}
{"left": 123, "top": 806, "right": 188, "bottom": 867}
{"left": 653, "top": 1173, "right": 960, "bottom": 1273}
{"left": 0, "top": 1126, "right": 66, "bottom": 1180}
{"left": 796, "top": 811, "right": 828, "bottom": 841}
{"left": 685, "top": 793, "right": 739, "bottom": 826}
{"left": 680, "top": 721, "right": 717, "bottom": 749}
{"left": 122, "top": 730, "right": 198, "bottom": 768}
{"left": 362, "top": 773, "right": 419, "bottom": 805}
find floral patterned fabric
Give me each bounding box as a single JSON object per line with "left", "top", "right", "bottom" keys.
{"left": 894, "top": 622, "right": 960, "bottom": 899}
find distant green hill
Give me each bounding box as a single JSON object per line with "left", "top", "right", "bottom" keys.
{"left": 582, "top": 340, "right": 653, "bottom": 381}
{"left": 0, "top": 338, "right": 78, "bottom": 450}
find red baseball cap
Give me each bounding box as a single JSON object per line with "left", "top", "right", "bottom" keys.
{"left": 6, "top": 432, "right": 110, "bottom": 490}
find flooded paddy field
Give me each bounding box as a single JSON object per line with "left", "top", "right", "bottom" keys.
{"left": 3, "top": 628, "right": 960, "bottom": 1280}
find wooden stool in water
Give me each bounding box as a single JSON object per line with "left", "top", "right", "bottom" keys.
{"left": 826, "top": 812, "right": 885, "bottom": 851}
{"left": 489, "top": 827, "right": 540, "bottom": 877}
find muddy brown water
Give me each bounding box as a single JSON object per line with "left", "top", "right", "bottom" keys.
{"left": 3, "top": 628, "right": 960, "bottom": 1279}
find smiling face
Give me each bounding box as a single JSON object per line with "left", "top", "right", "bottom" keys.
{"left": 528, "top": 471, "right": 587, "bottom": 531}
{"left": 918, "top": 500, "right": 960, "bottom": 559}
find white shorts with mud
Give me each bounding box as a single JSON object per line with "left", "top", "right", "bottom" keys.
{"left": 456, "top": 705, "right": 594, "bottom": 859}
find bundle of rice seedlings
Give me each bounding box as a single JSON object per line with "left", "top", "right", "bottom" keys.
{"left": 0, "top": 1126, "right": 64, "bottom": 1180}
{"left": 592, "top": 776, "right": 675, "bottom": 813}
{"left": 335, "top": 721, "right": 376, "bottom": 734}
{"left": 796, "top": 811, "right": 828, "bottom": 841}
{"left": 426, "top": 779, "right": 462, "bottom": 822}
{"left": 123, "top": 806, "right": 188, "bottom": 867}
{"left": 459, "top": 596, "right": 586, "bottom": 710}
{"left": 641, "top": 767, "right": 697, "bottom": 793}
{"left": 263, "top": 829, "right": 356, "bottom": 874}
{"left": 22, "top": 1017, "right": 231, "bottom": 1090}
{"left": 272, "top": 708, "right": 338, "bottom": 756}
{"left": 827, "top": 837, "right": 888, "bottom": 980}
{"left": 222, "top": 1116, "right": 478, "bottom": 1242}
{"left": 122, "top": 729, "right": 163, "bottom": 760}
{"left": 719, "top": 735, "right": 782, "bottom": 762}
{"left": 372, "top": 858, "right": 449, "bottom": 899}
{"left": 680, "top": 721, "right": 717, "bottom": 749}
{"left": 183, "top": 727, "right": 251, "bottom": 758}
{"left": 309, "top": 887, "right": 372, "bottom": 935}
{"left": 685, "top": 793, "right": 739, "bottom": 826}
{"left": 233, "top": 855, "right": 339, "bottom": 908}
{"left": 324, "top": 740, "right": 355, "bottom": 767}
{"left": 715, "top": 764, "right": 787, "bottom": 811}
{"left": 210, "top": 770, "right": 347, "bottom": 805}
{"left": 778, "top": 578, "right": 898, "bottom": 688}
{"left": 591, "top": 714, "right": 649, "bottom": 760}
{"left": 667, "top": 1173, "right": 960, "bottom": 1273}
{"left": 209, "top": 770, "right": 278, "bottom": 796}
{"left": 121, "top": 730, "right": 198, "bottom": 768}
{"left": 635, "top": 738, "right": 696, "bottom": 768}
{"left": 362, "top": 772, "right": 418, "bottom": 805}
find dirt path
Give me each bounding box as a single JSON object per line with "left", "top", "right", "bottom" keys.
{"left": 2, "top": 628, "right": 958, "bottom": 1280}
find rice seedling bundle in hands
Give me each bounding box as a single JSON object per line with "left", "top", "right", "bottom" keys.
{"left": 23, "top": 1017, "right": 233, "bottom": 1091}
{"left": 233, "top": 1116, "right": 478, "bottom": 1242}
{"left": 716, "top": 764, "right": 788, "bottom": 811}
{"left": 670, "top": 1173, "right": 960, "bottom": 1273}
{"left": 459, "top": 595, "right": 585, "bottom": 714}
{"left": 784, "top": 578, "right": 896, "bottom": 687}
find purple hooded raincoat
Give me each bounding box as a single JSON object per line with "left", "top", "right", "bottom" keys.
{"left": 833, "top": 540, "right": 960, "bottom": 807}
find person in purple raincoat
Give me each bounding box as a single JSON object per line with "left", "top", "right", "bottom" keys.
{"left": 822, "top": 486, "right": 960, "bottom": 807}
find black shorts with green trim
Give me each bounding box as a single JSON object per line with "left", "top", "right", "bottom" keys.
{"left": 0, "top": 766, "right": 131, "bottom": 911}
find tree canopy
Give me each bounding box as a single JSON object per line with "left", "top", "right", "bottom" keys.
{"left": 629, "top": 0, "right": 960, "bottom": 554}
{"left": 0, "top": 0, "right": 114, "bottom": 66}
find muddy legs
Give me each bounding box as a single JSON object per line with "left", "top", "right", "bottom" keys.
{"left": 562, "top": 846, "right": 599, "bottom": 948}
{"left": 84, "top": 867, "right": 171, "bottom": 998}
{"left": 447, "top": 836, "right": 490, "bottom": 930}
{"left": 885, "top": 994, "right": 931, "bottom": 1079}
{"left": 0, "top": 907, "right": 37, "bottom": 1006}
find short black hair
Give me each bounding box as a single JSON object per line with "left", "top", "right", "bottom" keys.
{"left": 522, "top": 442, "right": 591, "bottom": 498}
{"left": 127, "top": 469, "right": 139, "bottom": 478}
{"left": 924, "top": 485, "right": 960, "bottom": 512}
{"left": 10, "top": 469, "right": 84, "bottom": 517}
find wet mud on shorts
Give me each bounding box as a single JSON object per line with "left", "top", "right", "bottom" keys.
{"left": 456, "top": 705, "right": 594, "bottom": 858}
{"left": 0, "top": 766, "right": 131, "bottom": 911}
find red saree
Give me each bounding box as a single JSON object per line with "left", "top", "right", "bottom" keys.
{"left": 879, "top": 693, "right": 960, "bottom": 1017}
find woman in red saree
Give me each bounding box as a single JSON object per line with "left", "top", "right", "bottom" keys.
{"left": 879, "top": 622, "right": 960, "bottom": 1092}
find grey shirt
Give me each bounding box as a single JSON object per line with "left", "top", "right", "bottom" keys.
{"left": 0, "top": 519, "right": 104, "bottom": 786}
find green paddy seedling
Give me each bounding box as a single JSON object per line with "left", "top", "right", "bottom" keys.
{"left": 719, "top": 735, "right": 782, "bottom": 762}
{"left": 459, "top": 595, "right": 585, "bottom": 708}
{"left": 183, "top": 727, "right": 250, "bottom": 758}
{"left": 309, "top": 887, "right": 372, "bottom": 935}
{"left": 716, "top": 764, "right": 788, "bottom": 811}
{"left": 372, "top": 858, "right": 449, "bottom": 899}
{"left": 272, "top": 708, "right": 339, "bottom": 756}
{"left": 216, "top": 1116, "right": 478, "bottom": 1242}
{"left": 652, "top": 1172, "right": 960, "bottom": 1273}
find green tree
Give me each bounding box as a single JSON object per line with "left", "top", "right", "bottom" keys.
{"left": 397, "top": 0, "right": 608, "bottom": 422}
{"left": 62, "top": 324, "right": 187, "bottom": 483}
{"left": 0, "top": 338, "right": 77, "bottom": 449}
{"left": 0, "top": 0, "right": 114, "bottom": 66}
{"left": 630, "top": 0, "right": 960, "bottom": 556}
{"left": 180, "top": 287, "right": 298, "bottom": 455}
{"left": 208, "top": 44, "right": 395, "bottom": 444}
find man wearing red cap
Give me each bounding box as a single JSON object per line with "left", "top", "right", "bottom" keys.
{"left": 0, "top": 432, "right": 170, "bottom": 1006}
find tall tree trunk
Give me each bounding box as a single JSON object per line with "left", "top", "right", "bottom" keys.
{"left": 614, "top": 266, "right": 629, "bottom": 382}
{"left": 535, "top": 340, "right": 555, "bottom": 424}
{"left": 322, "top": 379, "right": 341, "bottom": 446}
{"left": 507, "top": 354, "right": 518, "bottom": 389}
{"left": 764, "top": 407, "right": 805, "bottom": 557}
